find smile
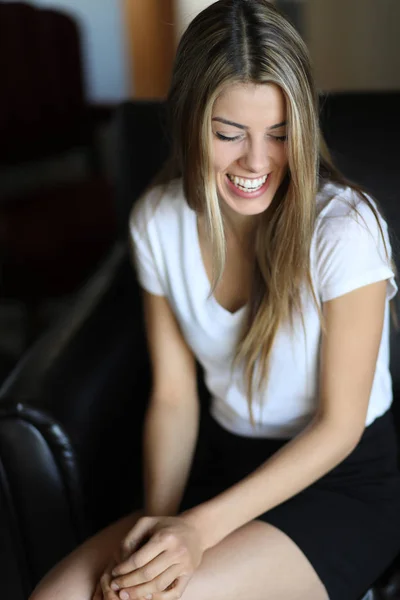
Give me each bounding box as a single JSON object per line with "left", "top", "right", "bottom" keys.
{"left": 227, "top": 173, "right": 269, "bottom": 192}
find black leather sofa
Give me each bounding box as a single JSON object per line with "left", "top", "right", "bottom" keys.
{"left": 1, "top": 94, "right": 400, "bottom": 600}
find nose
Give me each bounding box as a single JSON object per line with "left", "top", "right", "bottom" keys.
{"left": 240, "top": 137, "right": 269, "bottom": 174}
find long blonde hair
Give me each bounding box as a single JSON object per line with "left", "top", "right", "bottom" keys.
{"left": 145, "top": 0, "right": 398, "bottom": 426}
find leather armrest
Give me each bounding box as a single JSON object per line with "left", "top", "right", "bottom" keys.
{"left": 0, "top": 403, "right": 84, "bottom": 595}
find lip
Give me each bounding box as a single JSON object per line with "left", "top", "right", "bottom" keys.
{"left": 227, "top": 173, "right": 270, "bottom": 181}
{"left": 225, "top": 173, "right": 271, "bottom": 199}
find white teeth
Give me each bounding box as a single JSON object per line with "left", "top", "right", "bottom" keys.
{"left": 228, "top": 174, "right": 268, "bottom": 192}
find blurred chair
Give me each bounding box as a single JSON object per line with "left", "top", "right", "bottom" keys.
{"left": 0, "top": 2, "right": 116, "bottom": 348}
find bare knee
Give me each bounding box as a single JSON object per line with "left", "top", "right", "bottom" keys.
{"left": 28, "top": 509, "right": 145, "bottom": 600}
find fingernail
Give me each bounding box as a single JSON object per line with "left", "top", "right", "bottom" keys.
{"left": 110, "top": 582, "right": 119, "bottom": 591}
{"left": 119, "top": 592, "right": 129, "bottom": 600}
{"left": 145, "top": 596, "right": 153, "bottom": 600}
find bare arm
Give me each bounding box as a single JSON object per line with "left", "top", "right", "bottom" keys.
{"left": 141, "top": 291, "right": 200, "bottom": 516}
{"left": 182, "top": 279, "right": 388, "bottom": 550}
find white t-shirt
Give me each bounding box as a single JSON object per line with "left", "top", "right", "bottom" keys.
{"left": 129, "top": 178, "right": 397, "bottom": 438}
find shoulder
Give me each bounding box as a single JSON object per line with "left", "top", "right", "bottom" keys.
{"left": 312, "top": 181, "right": 396, "bottom": 302}
{"left": 314, "top": 181, "right": 390, "bottom": 244}
{"left": 128, "top": 178, "right": 189, "bottom": 296}
{"left": 316, "top": 181, "right": 370, "bottom": 221}
{"left": 129, "top": 178, "right": 187, "bottom": 238}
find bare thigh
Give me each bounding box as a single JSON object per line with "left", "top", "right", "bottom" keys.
{"left": 178, "top": 520, "right": 328, "bottom": 600}
{"left": 29, "top": 510, "right": 143, "bottom": 600}
{"left": 30, "top": 514, "right": 328, "bottom": 600}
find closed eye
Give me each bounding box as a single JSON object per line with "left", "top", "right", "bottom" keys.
{"left": 215, "top": 132, "right": 243, "bottom": 142}
{"left": 269, "top": 135, "right": 287, "bottom": 142}
{"left": 215, "top": 132, "right": 287, "bottom": 143}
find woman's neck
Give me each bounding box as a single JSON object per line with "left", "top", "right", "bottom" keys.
{"left": 198, "top": 216, "right": 255, "bottom": 264}
{"left": 222, "top": 209, "right": 257, "bottom": 254}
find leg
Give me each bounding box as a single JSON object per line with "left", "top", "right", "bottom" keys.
{"left": 30, "top": 515, "right": 329, "bottom": 600}
{"left": 176, "top": 520, "right": 329, "bottom": 600}
{"left": 29, "top": 510, "right": 144, "bottom": 600}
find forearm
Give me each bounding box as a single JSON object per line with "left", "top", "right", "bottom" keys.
{"left": 182, "top": 416, "right": 362, "bottom": 549}
{"left": 143, "top": 399, "right": 200, "bottom": 516}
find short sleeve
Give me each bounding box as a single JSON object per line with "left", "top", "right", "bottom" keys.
{"left": 316, "top": 197, "right": 398, "bottom": 303}
{"left": 129, "top": 190, "right": 165, "bottom": 297}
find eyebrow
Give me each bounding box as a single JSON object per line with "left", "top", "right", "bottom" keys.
{"left": 212, "top": 117, "right": 287, "bottom": 131}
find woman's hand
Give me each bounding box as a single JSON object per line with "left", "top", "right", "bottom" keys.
{"left": 92, "top": 559, "right": 120, "bottom": 600}
{"left": 109, "top": 515, "right": 204, "bottom": 600}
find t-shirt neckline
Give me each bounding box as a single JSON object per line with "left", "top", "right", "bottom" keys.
{"left": 190, "top": 208, "right": 247, "bottom": 324}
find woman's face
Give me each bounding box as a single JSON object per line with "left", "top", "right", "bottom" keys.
{"left": 211, "top": 82, "right": 289, "bottom": 224}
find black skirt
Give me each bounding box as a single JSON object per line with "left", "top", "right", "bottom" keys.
{"left": 178, "top": 408, "right": 400, "bottom": 600}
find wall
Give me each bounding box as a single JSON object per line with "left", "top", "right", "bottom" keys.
{"left": 275, "top": 0, "right": 305, "bottom": 35}
{"left": 123, "top": 0, "right": 174, "bottom": 98}
{"left": 175, "top": 0, "right": 216, "bottom": 40}
{"left": 7, "top": 0, "right": 131, "bottom": 103}
{"left": 305, "top": 0, "right": 400, "bottom": 91}
{"left": 175, "top": 0, "right": 279, "bottom": 38}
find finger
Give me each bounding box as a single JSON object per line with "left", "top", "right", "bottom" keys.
{"left": 120, "top": 531, "right": 153, "bottom": 564}
{"left": 92, "top": 581, "right": 102, "bottom": 600}
{"left": 100, "top": 567, "right": 120, "bottom": 600}
{"left": 112, "top": 549, "right": 175, "bottom": 590}
{"left": 118, "top": 565, "right": 183, "bottom": 600}
{"left": 112, "top": 550, "right": 182, "bottom": 592}
{"left": 114, "top": 535, "right": 165, "bottom": 578}
{"left": 148, "top": 578, "right": 180, "bottom": 599}
{"left": 150, "top": 575, "right": 191, "bottom": 600}
{"left": 119, "top": 517, "right": 156, "bottom": 562}
{"left": 160, "top": 575, "right": 191, "bottom": 600}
